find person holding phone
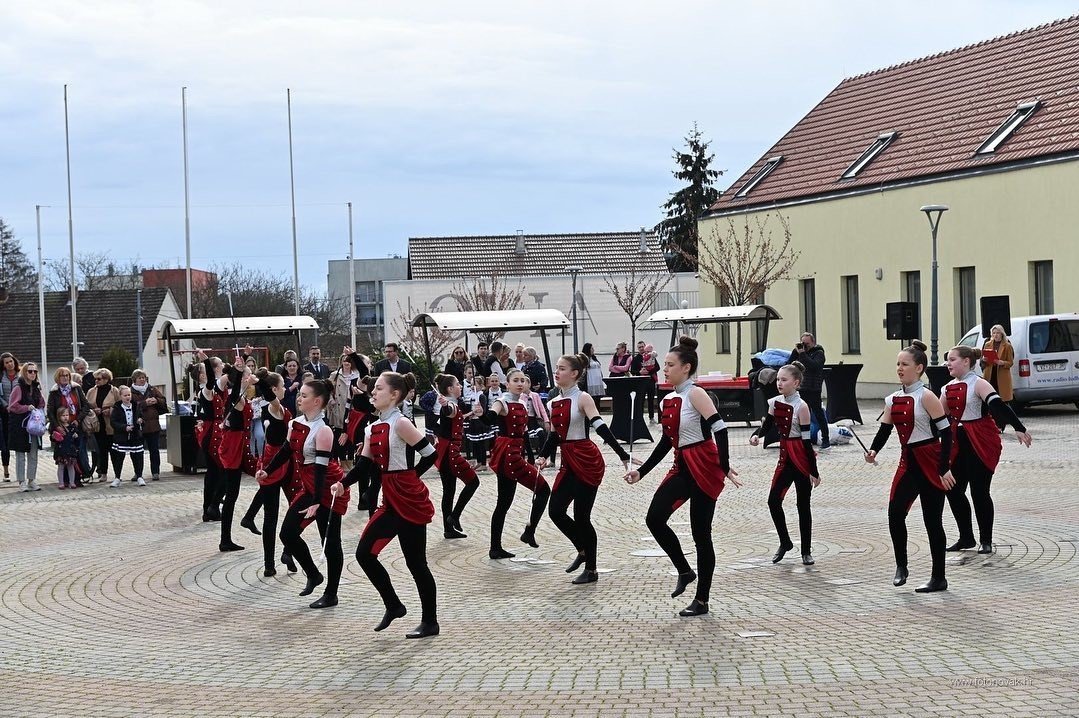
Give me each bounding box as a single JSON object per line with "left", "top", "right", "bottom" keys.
{"left": 786, "top": 333, "right": 829, "bottom": 450}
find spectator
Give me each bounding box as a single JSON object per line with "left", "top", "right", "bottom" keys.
{"left": 280, "top": 358, "right": 302, "bottom": 416}
{"left": 444, "top": 346, "right": 469, "bottom": 382}
{"left": 521, "top": 346, "right": 548, "bottom": 393}
{"left": 109, "top": 385, "right": 146, "bottom": 487}
{"left": 484, "top": 341, "right": 510, "bottom": 385}
{"left": 581, "top": 343, "right": 604, "bottom": 396}
{"left": 631, "top": 342, "right": 660, "bottom": 422}
{"left": 0, "top": 351, "right": 19, "bottom": 480}
{"left": 7, "top": 362, "right": 45, "bottom": 491}
{"left": 274, "top": 350, "right": 299, "bottom": 375}
{"left": 131, "top": 369, "right": 169, "bottom": 481}
{"left": 86, "top": 369, "right": 121, "bottom": 481}
{"left": 981, "top": 324, "right": 1015, "bottom": 404}
{"left": 608, "top": 342, "right": 632, "bottom": 377}
{"left": 66, "top": 360, "right": 94, "bottom": 476}
{"left": 373, "top": 342, "right": 413, "bottom": 375}
{"left": 786, "top": 332, "right": 829, "bottom": 449}
{"left": 471, "top": 342, "right": 490, "bottom": 377}
{"left": 303, "top": 346, "right": 331, "bottom": 379}
{"left": 51, "top": 406, "right": 81, "bottom": 489}
{"left": 46, "top": 365, "right": 89, "bottom": 437}
{"left": 73, "top": 357, "right": 94, "bottom": 394}
{"left": 513, "top": 343, "right": 527, "bottom": 370}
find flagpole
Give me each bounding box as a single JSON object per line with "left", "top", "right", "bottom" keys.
{"left": 182, "top": 86, "right": 193, "bottom": 318}
{"left": 63, "top": 84, "right": 78, "bottom": 361}
{"left": 287, "top": 88, "right": 300, "bottom": 315}
{"left": 36, "top": 205, "right": 49, "bottom": 380}
{"left": 347, "top": 202, "right": 356, "bottom": 349}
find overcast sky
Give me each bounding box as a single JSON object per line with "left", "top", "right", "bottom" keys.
{"left": 1, "top": 1, "right": 1074, "bottom": 289}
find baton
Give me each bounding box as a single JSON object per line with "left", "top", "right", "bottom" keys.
{"left": 848, "top": 425, "right": 878, "bottom": 465}
{"left": 628, "top": 390, "right": 637, "bottom": 463}
{"left": 226, "top": 291, "right": 241, "bottom": 361}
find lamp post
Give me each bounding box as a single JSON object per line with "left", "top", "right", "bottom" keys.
{"left": 919, "top": 204, "right": 949, "bottom": 365}
{"left": 347, "top": 202, "right": 357, "bottom": 349}
{"left": 565, "top": 266, "right": 582, "bottom": 352}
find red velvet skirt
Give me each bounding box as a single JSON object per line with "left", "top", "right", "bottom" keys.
{"left": 377, "top": 468, "right": 435, "bottom": 525}
{"left": 489, "top": 436, "right": 545, "bottom": 491}
{"left": 218, "top": 428, "right": 247, "bottom": 471}
{"left": 773, "top": 437, "right": 814, "bottom": 482}
{"left": 257, "top": 442, "right": 289, "bottom": 487}
{"left": 291, "top": 462, "right": 350, "bottom": 516}
{"left": 892, "top": 441, "right": 946, "bottom": 499}
{"left": 435, "top": 438, "right": 478, "bottom": 485}
{"left": 555, "top": 439, "right": 605, "bottom": 491}
{"left": 950, "top": 417, "right": 1002, "bottom": 473}
{"left": 660, "top": 440, "right": 726, "bottom": 501}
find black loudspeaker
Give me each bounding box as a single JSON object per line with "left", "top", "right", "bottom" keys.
{"left": 885, "top": 301, "right": 919, "bottom": 341}
{"left": 980, "top": 295, "right": 1011, "bottom": 338}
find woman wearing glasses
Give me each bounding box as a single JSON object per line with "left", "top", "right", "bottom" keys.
{"left": 7, "top": 362, "right": 46, "bottom": 491}
{"left": 444, "top": 346, "right": 469, "bottom": 383}
{"left": 86, "top": 369, "right": 121, "bottom": 481}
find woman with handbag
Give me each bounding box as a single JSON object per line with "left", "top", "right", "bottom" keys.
{"left": 0, "top": 352, "right": 20, "bottom": 480}
{"left": 7, "top": 362, "right": 46, "bottom": 491}
{"left": 47, "top": 367, "right": 90, "bottom": 487}
{"left": 86, "top": 370, "right": 121, "bottom": 482}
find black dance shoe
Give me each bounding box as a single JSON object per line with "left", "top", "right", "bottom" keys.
{"left": 309, "top": 594, "right": 338, "bottom": 609}
{"left": 356, "top": 496, "right": 370, "bottom": 511}
{"left": 977, "top": 543, "right": 994, "bottom": 554}
{"left": 406, "top": 621, "right": 440, "bottom": 639}
{"left": 240, "top": 516, "right": 262, "bottom": 535}
{"left": 206, "top": 506, "right": 221, "bottom": 522}
{"left": 451, "top": 514, "right": 464, "bottom": 533}
{"left": 520, "top": 525, "right": 539, "bottom": 548}
{"left": 443, "top": 526, "right": 467, "bottom": 540}
{"left": 671, "top": 570, "right": 697, "bottom": 598}
{"left": 893, "top": 566, "right": 909, "bottom": 586}
{"left": 771, "top": 541, "right": 795, "bottom": 564}
{"left": 219, "top": 541, "right": 245, "bottom": 552}
{"left": 263, "top": 566, "right": 277, "bottom": 577}
{"left": 914, "top": 577, "right": 948, "bottom": 593}
{"left": 489, "top": 548, "right": 516, "bottom": 560}
{"left": 374, "top": 604, "right": 407, "bottom": 632}
{"left": 801, "top": 554, "right": 815, "bottom": 566}
{"left": 946, "top": 539, "right": 976, "bottom": 552}
{"left": 565, "top": 552, "right": 586, "bottom": 574}
{"left": 298, "top": 572, "right": 324, "bottom": 597}
{"left": 571, "top": 569, "right": 598, "bottom": 585}
{"left": 202, "top": 511, "right": 212, "bottom": 523}
{"left": 281, "top": 552, "right": 298, "bottom": 573}
{"left": 678, "top": 599, "right": 708, "bottom": 617}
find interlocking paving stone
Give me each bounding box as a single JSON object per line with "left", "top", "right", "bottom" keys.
{"left": 1, "top": 403, "right": 1077, "bottom": 716}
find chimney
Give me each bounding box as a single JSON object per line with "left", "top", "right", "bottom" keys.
{"left": 639, "top": 226, "right": 650, "bottom": 253}
{"left": 514, "top": 229, "right": 526, "bottom": 256}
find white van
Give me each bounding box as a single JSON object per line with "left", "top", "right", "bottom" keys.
{"left": 957, "top": 313, "right": 1079, "bottom": 410}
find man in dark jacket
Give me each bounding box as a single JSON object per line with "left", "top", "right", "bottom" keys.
{"left": 302, "top": 346, "right": 331, "bottom": 379}
{"left": 787, "top": 332, "right": 829, "bottom": 449}
{"left": 471, "top": 342, "right": 490, "bottom": 377}
{"left": 373, "top": 343, "right": 413, "bottom": 375}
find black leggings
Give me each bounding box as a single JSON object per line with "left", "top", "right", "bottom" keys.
{"left": 946, "top": 430, "right": 995, "bottom": 545}
{"left": 94, "top": 430, "right": 112, "bottom": 475}
{"left": 548, "top": 473, "right": 599, "bottom": 570}
{"left": 280, "top": 494, "right": 344, "bottom": 598}
{"left": 356, "top": 507, "right": 437, "bottom": 623}
{"left": 642, "top": 380, "right": 657, "bottom": 420}
{"left": 646, "top": 470, "right": 717, "bottom": 602}
{"left": 440, "top": 464, "right": 479, "bottom": 526}
{"left": 202, "top": 455, "right": 222, "bottom": 515}
{"left": 219, "top": 468, "right": 242, "bottom": 545}
{"left": 489, "top": 471, "right": 551, "bottom": 552}
{"left": 889, "top": 461, "right": 947, "bottom": 580}
{"left": 243, "top": 483, "right": 283, "bottom": 570}
{"left": 768, "top": 463, "right": 813, "bottom": 555}
{"left": 0, "top": 410, "right": 10, "bottom": 467}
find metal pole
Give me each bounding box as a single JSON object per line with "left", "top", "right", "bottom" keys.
{"left": 36, "top": 205, "right": 48, "bottom": 380}
{"left": 287, "top": 89, "right": 300, "bottom": 315}
{"left": 930, "top": 225, "right": 939, "bottom": 365}
{"left": 347, "top": 202, "right": 356, "bottom": 349}
{"left": 64, "top": 84, "right": 78, "bottom": 360}
{"left": 182, "top": 86, "right": 193, "bottom": 318}
{"left": 136, "top": 289, "right": 144, "bottom": 368}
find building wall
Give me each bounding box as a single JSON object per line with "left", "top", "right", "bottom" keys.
{"left": 697, "top": 159, "right": 1079, "bottom": 394}
{"left": 145, "top": 291, "right": 195, "bottom": 404}
{"left": 381, "top": 273, "right": 699, "bottom": 366}
{"left": 327, "top": 257, "right": 408, "bottom": 348}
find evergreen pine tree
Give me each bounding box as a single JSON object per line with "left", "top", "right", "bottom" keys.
{"left": 0, "top": 218, "right": 37, "bottom": 297}
{"left": 656, "top": 124, "right": 722, "bottom": 273}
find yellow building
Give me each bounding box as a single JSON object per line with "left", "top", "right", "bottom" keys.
{"left": 697, "top": 17, "right": 1079, "bottom": 394}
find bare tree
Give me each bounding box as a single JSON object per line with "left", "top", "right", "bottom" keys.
{"left": 42, "top": 251, "right": 142, "bottom": 291}
{"left": 694, "top": 212, "right": 800, "bottom": 375}
{"left": 388, "top": 298, "right": 459, "bottom": 369}
{"left": 601, "top": 268, "right": 673, "bottom": 347}
{"left": 451, "top": 274, "right": 526, "bottom": 344}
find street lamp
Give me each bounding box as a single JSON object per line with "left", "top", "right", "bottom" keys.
{"left": 919, "top": 204, "right": 949, "bottom": 365}
{"left": 565, "top": 266, "right": 583, "bottom": 352}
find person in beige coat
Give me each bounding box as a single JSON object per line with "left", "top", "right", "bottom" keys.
{"left": 981, "top": 324, "right": 1015, "bottom": 402}
{"left": 86, "top": 369, "right": 121, "bottom": 482}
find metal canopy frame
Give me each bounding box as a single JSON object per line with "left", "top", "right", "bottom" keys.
{"left": 161, "top": 315, "right": 319, "bottom": 408}
{"left": 638, "top": 304, "right": 784, "bottom": 352}
{"left": 410, "top": 309, "right": 571, "bottom": 383}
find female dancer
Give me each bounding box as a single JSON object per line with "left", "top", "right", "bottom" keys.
{"left": 428, "top": 374, "right": 482, "bottom": 539}
{"left": 865, "top": 340, "right": 955, "bottom": 592}
{"left": 215, "top": 358, "right": 254, "bottom": 552}
{"left": 537, "top": 353, "right": 632, "bottom": 584}
{"left": 345, "top": 375, "right": 379, "bottom": 511}
{"left": 257, "top": 379, "right": 350, "bottom": 609}
{"left": 749, "top": 361, "right": 820, "bottom": 565}
{"left": 240, "top": 370, "right": 301, "bottom": 575}
{"left": 334, "top": 372, "right": 440, "bottom": 638}
{"left": 485, "top": 369, "right": 552, "bottom": 559}
{"left": 943, "top": 345, "right": 1032, "bottom": 554}
{"left": 194, "top": 352, "right": 228, "bottom": 523}
{"left": 624, "top": 336, "right": 741, "bottom": 617}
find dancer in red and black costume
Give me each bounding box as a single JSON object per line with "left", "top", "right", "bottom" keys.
{"left": 943, "top": 345, "right": 1032, "bottom": 555}
{"left": 191, "top": 353, "right": 225, "bottom": 523}
{"left": 347, "top": 375, "right": 380, "bottom": 512}
{"left": 257, "top": 379, "right": 349, "bottom": 609}
{"left": 240, "top": 370, "right": 301, "bottom": 575}
{"left": 214, "top": 356, "right": 255, "bottom": 552}
{"left": 484, "top": 368, "right": 552, "bottom": 559}
{"left": 334, "top": 371, "right": 440, "bottom": 639}
{"left": 865, "top": 340, "right": 956, "bottom": 593}
{"left": 537, "top": 353, "right": 633, "bottom": 585}
{"left": 749, "top": 361, "right": 821, "bottom": 565}
{"left": 624, "top": 336, "right": 742, "bottom": 617}
{"left": 428, "top": 373, "right": 482, "bottom": 540}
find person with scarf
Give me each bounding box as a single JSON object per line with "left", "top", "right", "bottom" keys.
{"left": 47, "top": 367, "right": 89, "bottom": 486}
{"left": 130, "top": 369, "right": 169, "bottom": 481}
{"left": 7, "top": 362, "right": 46, "bottom": 491}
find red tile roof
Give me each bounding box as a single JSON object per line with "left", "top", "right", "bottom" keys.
{"left": 408, "top": 231, "right": 668, "bottom": 279}
{"left": 710, "top": 16, "right": 1079, "bottom": 212}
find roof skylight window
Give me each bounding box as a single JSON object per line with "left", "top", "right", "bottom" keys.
{"left": 976, "top": 100, "right": 1039, "bottom": 155}
{"left": 841, "top": 131, "right": 897, "bottom": 179}
{"left": 734, "top": 156, "right": 783, "bottom": 198}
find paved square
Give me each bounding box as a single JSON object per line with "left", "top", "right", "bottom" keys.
{"left": 2, "top": 404, "right": 1077, "bottom": 717}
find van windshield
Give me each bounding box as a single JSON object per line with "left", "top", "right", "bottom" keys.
{"left": 1028, "top": 320, "right": 1079, "bottom": 354}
